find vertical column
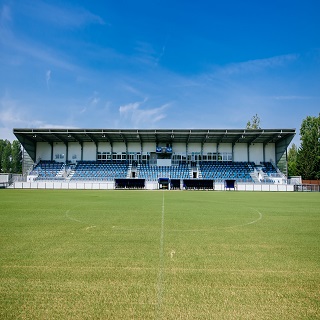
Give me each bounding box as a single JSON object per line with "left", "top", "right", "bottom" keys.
{"left": 65, "top": 142, "right": 69, "bottom": 163}
{"left": 50, "top": 142, "right": 53, "bottom": 161}
{"left": 232, "top": 142, "right": 235, "bottom": 162}
{"left": 216, "top": 143, "right": 219, "bottom": 162}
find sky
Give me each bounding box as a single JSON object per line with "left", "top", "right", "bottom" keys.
{"left": 0, "top": 0, "right": 319, "bottom": 145}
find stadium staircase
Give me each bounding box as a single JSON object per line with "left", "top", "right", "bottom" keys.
{"left": 126, "top": 164, "right": 132, "bottom": 178}
{"left": 250, "top": 172, "right": 260, "bottom": 183}
{"left": 196, "top": 164, "right": 203, "bottom": 179}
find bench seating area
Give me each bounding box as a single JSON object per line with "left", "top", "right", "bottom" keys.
{"left": 261, "top": 162, "right": 277, "bottom": 174}
{"left": 199, "top": 161, "right": 254, "bottom": 182}
{"left": 29, "top": 161, "right": 281, "bottom": 184}
{"left": 138, "top": 164, "right": 190, "bottom": 181}
{"left": 30, "top": 161, "right": 64, "bottom": 180}
{"left": 71, "top": 161, "right": 129, "bottom": 181}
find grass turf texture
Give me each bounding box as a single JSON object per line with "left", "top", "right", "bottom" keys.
{"left": 0, "top": 190, "right": 319, "bottom": 319}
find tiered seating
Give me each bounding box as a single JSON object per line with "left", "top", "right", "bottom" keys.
{"left": 71, "top": 161, "right": 129, "bottom": 181}
{"left": 261, "top": 162, "right": 277, "bottom": 174}
{"left": 199, "top": 161, "right": 254, "bottom": 182}
{"left": 31, "top": 161, "right": 64, "bottom": 180}
{"left": 138, "top": 163, "right": 190, "bottom": 181}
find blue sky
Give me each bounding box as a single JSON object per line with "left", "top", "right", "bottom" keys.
{"left": 0, "top": 0, "right": 319, "bottom": 145}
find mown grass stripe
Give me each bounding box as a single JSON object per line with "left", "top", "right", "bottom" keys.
{"left": 156, "top": 191, "right": 165, "bottom": 319}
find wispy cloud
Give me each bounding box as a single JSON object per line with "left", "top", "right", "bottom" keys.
{"left": 0, "top": 2, "right": 100, "bottom": 71}
{"left": 213, "top": 54, "right": 299, "bottom": 76}
{"left": 89, "top": 91, "right": 100, "bottom": 107}
{"left": 0, "top": 93, "right": 77, "bottom": 140}
{"left": 20, "top": 1, "right": 105, "bottom": 28}
{"left": 46, "top": 69, "right": 51, "bottom": 88}
{"left": 119, "top": 99, "right": 169, "bottom": 127}
{"left": 0, "top": 30, "right": 78, "bottom": 71}
{"left": 133, "top": 40, "right": 169, "bottom": 67}
{"left": 272, "top": 95, "right": 313, "bottom": 100}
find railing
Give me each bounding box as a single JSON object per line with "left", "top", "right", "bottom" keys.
{"left": 294, "top": 184, "right": 320, "bottom": 192}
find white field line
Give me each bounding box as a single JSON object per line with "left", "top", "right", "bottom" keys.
{"left": 65, "top": 209, "right": 83, "bottom": 223}
{"left": 112, "top": 209, "right": 263, "bottom": 233}
{"left": 65, "top": 202, "right": 262, "bottom": 233}
{"left": 156, "top": 191, "right": 165, "bottom": 319}
{"left": 224, "top": 209, "right": 263, "bottom": 229}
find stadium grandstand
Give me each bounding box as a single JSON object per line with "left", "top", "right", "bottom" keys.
{"left": 12, "top": 128, "right": 296, "bottom": 191}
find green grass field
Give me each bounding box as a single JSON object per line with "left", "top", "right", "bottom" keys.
{"left": 0, "top": 189, "right": 319, "bottom": 319}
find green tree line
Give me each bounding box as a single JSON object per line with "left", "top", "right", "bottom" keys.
{"left": 288, "top": 114, "right": 320, "bottom": 180}
{"left": 0, "top": 140, "right": 22, "bottom": 174}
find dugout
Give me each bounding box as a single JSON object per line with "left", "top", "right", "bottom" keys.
{"left": 183, "top": 179, "right": 214, "bottom": 190}
{"left": 158, "top": 178, "right": 170, "bottom": 189}
{"left": 224, "top": 179, "right": 237, "bottom": 190}
{"left": 170, "top": 179, "right": 181, "bottom": 190}
{"left": 115, "top": 178, "right": 145, "bottom": 189}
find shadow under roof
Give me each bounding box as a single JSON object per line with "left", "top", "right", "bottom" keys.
{"left": 13, "top": 128, "right": 295, "bottom": 145}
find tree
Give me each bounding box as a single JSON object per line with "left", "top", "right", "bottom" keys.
{"left": 246, "top": 114, "right": 261, "bottom": 129}
{"left": 0, "top": 139, "right": 23, "bottom": 174}
{"left": 287, "top": 143, "right": 298, "bottom": 176}
{"left": 296, "top": 115, "right": 320, "bottom": 180}
{"left": 11, "top": 140, "right": 22, "bottom": 173}
{"left": 1, "top": 140, "right": 12, "bottom": 173}
{"left": 0, "top": 139, "right": 6, "bottom": 172}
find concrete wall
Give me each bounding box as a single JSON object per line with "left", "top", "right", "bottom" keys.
{"left": 219, "top": 143, "right": 232, "bottom": 153}
{"left": 83, "top": 142, "right": 96, "bottom": 161}
{"left": 188, "top": 143, "right": 201, "bottom": 152}
{"left": 68, "top": 142, "right": 81, "bottom": 162}
{"left": 113, "top": 142, "right": 126, "bottom": 153}
{"left": 36, "top": 142, "right": 51, "bottom": 161}
{"left": 12, "top": 181, "right": 294, "bottom": 191}
{"left": 203, "top": 143, "right": 217, "bottom": 153}
{"left": 0, "top": 174, "right": 10, "bottom": 183}
{"left": 143, "top": 142, "right": 156, "bottom": 153}
{"left": 128, "top": 142, "right": 141, "bottom": 152}
{"left": 13, "top": 181, "right": 115, "bottom": 190}
{"left": 265, "top": 143, "right": 276, "bottom": 163}
{"left": 249, "top": 144, "right": 263, "bottom": 164}
{"left": 34, "top": 141, "right": 277, "bottom": 165}
{"left": 53, "top": 142, "right": 67, "bottom": 162}
{"left": 172, "top": 143, "right": 186, "bottom": 153}
{"left": 97, "top": 142, "right": 112, "bottom": 153}
{"left": 233, "top": 144, "right": 248, "bottom": 162}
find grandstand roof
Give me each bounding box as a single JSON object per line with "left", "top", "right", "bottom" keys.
{"left": 14, "top": 128, "right": 295, "bottom": 145}
{"left": 13, "top": 128, "right": 295, "bottom": 163}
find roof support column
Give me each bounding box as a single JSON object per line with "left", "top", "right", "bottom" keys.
{"left": 65, "top": 142, "right": 69, "bottom": 163}
{"left": 80, "top": 142, "right": 83, "bottom": 161}
{"left": 263, "top": 143, "right": 266, "bottom": 163}
{"left": 216, "top": 143, "right": 219, "bottom": 162}
{"left": 50, "top": 142, "right": 53, "bottom": 162}
{"left": 140, "top": 144, "right": 143, "bottom": 164}
{"left": 247, "top": 143, "right": 250, "bottom": 163}
{"left": 201, "top": 142, "right": 204, "bottom": 162}
{"left": 186, "top": 143, "right": 188, "bottom": 164}
{"left": 232, "top": 142, "right": 235, "bottom": 162}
